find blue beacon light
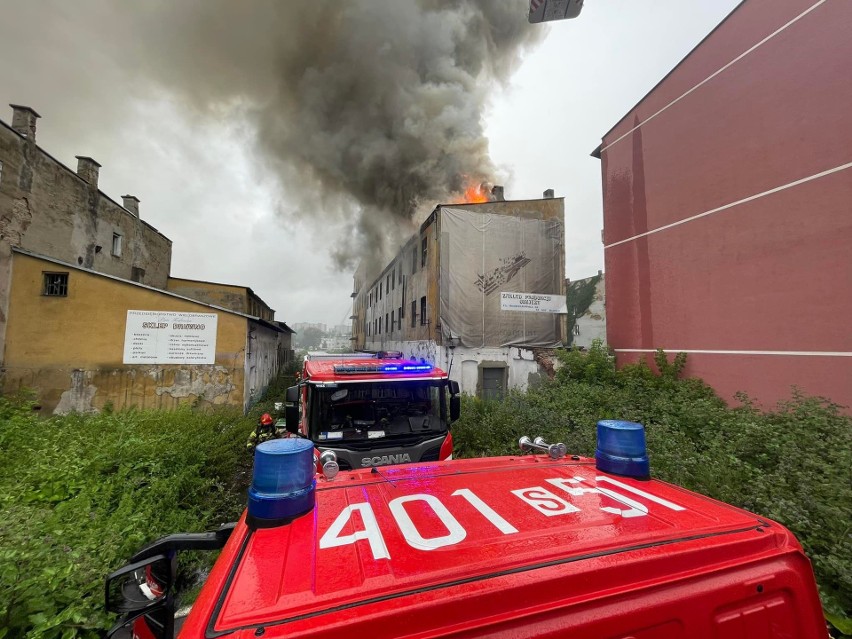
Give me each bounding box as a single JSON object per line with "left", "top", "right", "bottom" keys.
{"left": 595, "top": 420, "right": 650, "bottom": 480}
{"left": 248, "top": 438, "right": 316, "bottom": 526}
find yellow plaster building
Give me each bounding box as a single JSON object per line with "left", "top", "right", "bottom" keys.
{"left": 4, "top": 250, "right": 285, "bottom": 413}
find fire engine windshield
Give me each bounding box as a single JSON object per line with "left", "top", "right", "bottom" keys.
{"left": 310, "top": 381, "right": 447, "bottom": 442}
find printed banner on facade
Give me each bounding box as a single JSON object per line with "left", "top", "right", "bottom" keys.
{"left": 123, "top": 310, "right": 218, "bottom": 364}
{"left": 500, "top": 292, "right": 567, "bottom": 313}
{"left": 439, "top": 207, "right": 565, "bottom": 348}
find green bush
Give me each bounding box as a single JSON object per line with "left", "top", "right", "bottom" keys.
{"left": 0, "top": 396, "right": 255, "bottom": 639}
{"left": 453, "top": 341, "right": 851, "bottom": 634}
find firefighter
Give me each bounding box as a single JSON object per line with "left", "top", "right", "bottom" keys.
{"left": 247, "top": 413, "right": 277, "bottom": 451}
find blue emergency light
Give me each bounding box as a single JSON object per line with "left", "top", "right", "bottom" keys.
{"left": 248, "top": 438, "right": 316, "bottom": 525}
{"left": 334, "top": 361, "right": 434, "bottom": 374}
{"left": 595, "top": 420, "right": 650, "bottom": 480}
{"left": 379, "top": 363, "right": 433, "bottom": 373}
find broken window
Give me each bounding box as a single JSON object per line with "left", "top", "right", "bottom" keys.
{"left": 111, "top": 232, "right": 122, "bottom": 257}
{"left": 43, "top": 272, "right": 68, "bottom": 297}
{"left": 421, "top": 236, "right": 428, "bottom": 268}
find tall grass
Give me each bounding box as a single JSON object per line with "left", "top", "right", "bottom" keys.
{"left": 0, "top": 393, "right": 256, "bottom": 639}
{"left": 452, "top": 342, "right": 852, "bottom": 635}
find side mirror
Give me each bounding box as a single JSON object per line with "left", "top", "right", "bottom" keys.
{"left": 449, "top": 380, "right": 460, "bottom": 396}
{"left": 285, "top": 405, "right": 299, "bottom": 433}
{"left": 450, "top": 395, "right": 461, "bottom": 422}
{"left": 285, "top": 385, "right": 299, "bottom": 403}
{"left": 105, "top": 554, "right": 174, "bottom": 614}
{"left": 105, "top": 554, "right": 175, "bottom": 639}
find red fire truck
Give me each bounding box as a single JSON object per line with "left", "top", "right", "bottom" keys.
{"left": 284, "top": 352, "right": 458, "bottom": 472}
{"left": 105, "top": 421, "right": 828, "bottom": 638}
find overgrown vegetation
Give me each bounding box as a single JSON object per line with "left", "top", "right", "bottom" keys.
{"left": 0, "top": 394, "right": 260, "bottom": 638}
{"left": 1, "top": 353, "right": 848, "bottom": 637}
{"left": 453, "top": 341, "right": 852, "bottom": 635}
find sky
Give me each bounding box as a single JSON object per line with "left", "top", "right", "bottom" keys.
{"left": 0, "top": 0, "right": 742, "bottom": 328}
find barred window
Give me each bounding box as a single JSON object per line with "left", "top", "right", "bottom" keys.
{"left": 43, "top": 272, "right": 68, "bottom": 297}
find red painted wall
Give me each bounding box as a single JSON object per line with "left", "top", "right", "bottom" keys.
{"left": 599, "top": 0, "right": 852, "bottom": 410}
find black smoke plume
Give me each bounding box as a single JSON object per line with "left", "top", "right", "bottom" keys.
{"left": 11, "top": 0, "right": 546, "bottom": 271}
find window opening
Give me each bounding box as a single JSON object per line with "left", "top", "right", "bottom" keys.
{"left": 43, "top": 272, "right": 68, "bottom": 297}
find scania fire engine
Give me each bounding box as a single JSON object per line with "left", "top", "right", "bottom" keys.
{"left": 105, "top": 420, "right": 828, "bottom": 638}
{"left": 284, "top": 352, "right": 459, "bottom": 471}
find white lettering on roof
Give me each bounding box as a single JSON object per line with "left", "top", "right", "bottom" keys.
{"left": 510, "top": 487, "right": 581, "bottom": 517}
{"left": 390, "top": 494, "right": 466, "bottom": 551}
{"left": 319, "top": 503, "right": 390, "bottom": 560}
{"left": 318, "top": 477, "right": 686, "bottom": 561}
{"left": 452, "top": 489, "right": 518, "bottom": 534}
{"left": 596, "top": 476, "right": 686, "bottom": 511}
{"left": 547, "top": 477, "right": 648, "bottom": 519}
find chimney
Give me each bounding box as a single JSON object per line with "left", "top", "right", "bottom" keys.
{"left": 122, "top": 195, "right": 140, "bottom": 217}
{"left": 75, "top": 156, "right": 101, "bottom": 189}
{"left": 491, "top": 185, "right": 505, "bottom": 201}
{"left": 9, "top": 104, "right": 40, "bottom": 141}
{"left": 543, "top": 188, "right": 555, "bottom": 199}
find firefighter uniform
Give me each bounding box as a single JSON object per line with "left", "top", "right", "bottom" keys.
{"left": 247, "top": 413, "right": 277, "bottom": 450}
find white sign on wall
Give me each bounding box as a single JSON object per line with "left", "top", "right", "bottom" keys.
{"left": 123, "top": 310, "right": 218, "bottom": 364}
{"left": 500, "top": 293, "right": 567, "bottom": 314}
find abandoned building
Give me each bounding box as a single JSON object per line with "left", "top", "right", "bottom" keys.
{"left": 0, "top": 104, "right": 290, "bottom": 413}
{"left": 352, "top": 190, "right": 567, "bottom": 398}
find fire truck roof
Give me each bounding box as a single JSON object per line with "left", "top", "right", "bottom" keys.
{"left": 185, "top": 456, "right": 793, "bottom": 638}
{"left": 303, "top": 356, "right": 448, "bottom": 383}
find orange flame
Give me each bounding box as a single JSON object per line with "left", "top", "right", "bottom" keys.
{"left": 456, "top": 180, "right": 490, "bottom": 204}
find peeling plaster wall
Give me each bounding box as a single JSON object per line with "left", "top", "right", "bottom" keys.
{"left": 244, "top": 320, "right": 283, "bottom": 410}
{"left": 0, "top": 119, "right": 172, "bottom": 365}
{"left": 2, "top": 253, "right": 248, "bottom": 414}
{"left": 374, "top": 338, "right": 543, "bottom": 397}
{"left": 167, "top": 278, "right": 249, "bottom": 314}
{"left": 449, "top": 346, "right": 541, "bottom": 396}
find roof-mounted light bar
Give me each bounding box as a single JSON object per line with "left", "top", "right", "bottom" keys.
{"left": 332, "top": 361, "right": 434, "bottom": 375}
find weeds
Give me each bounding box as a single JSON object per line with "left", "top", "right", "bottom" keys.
{"left": 453, "top": 340, "right": 851, "bottom": 633}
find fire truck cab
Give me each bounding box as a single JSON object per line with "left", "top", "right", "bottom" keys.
{"left": 284, "top": 352, "right": 459, "bottom": 471}
{"left": 105, "top": 421, "right": 828, "bottom": 639}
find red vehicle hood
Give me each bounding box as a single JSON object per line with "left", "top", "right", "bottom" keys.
{"left": 203, "top": 456, "right": 773, "bottom": 636}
